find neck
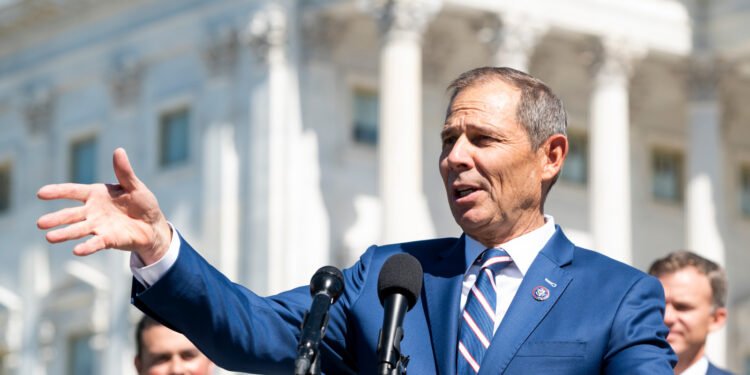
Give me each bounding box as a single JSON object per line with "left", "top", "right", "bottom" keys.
{"left": 472, "top": 213, "right": 546, "bottom": 248}
{"left": 674, "top": 345, "right": 705, "bottom": 375}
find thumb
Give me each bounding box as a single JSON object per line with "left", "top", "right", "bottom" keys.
{"left": 112, "top": 148, "right": 140, "bottom": 191}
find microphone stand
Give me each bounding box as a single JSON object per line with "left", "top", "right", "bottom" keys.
{"left": 376, "top": 293, "right": 411, "bottom": 375}
{"left": 295, "top": 297, "right": 330, "bottom": 375}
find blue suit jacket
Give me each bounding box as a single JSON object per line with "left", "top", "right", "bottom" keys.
{"left": 132, "top": 226, "right": 676, "bottom": 374}
{"left": 707, "top": 361, "right": 734, "bottom": 375}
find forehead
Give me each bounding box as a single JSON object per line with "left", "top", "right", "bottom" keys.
{"left": 447, "top": 79, "right": 521, "bottom": 119}
{"left": 659, "top": 267, "right": 713, "bottom": 300}
{"left": 141, "top": 325, "right": 198, "bottom": 352}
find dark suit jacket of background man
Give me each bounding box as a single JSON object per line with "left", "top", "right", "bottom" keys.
{"left": 708, "top": 361, "right": 735, "bottom": 375}
{"left": 132, "top": 226, "right": 676, "bottom": 375}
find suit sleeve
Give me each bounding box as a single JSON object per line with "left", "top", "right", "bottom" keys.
{"left": 602, "top": 274, "right": 677, "bottom": 374}
{"left": 131, "top": 232, "right": 373, "bottom": 374}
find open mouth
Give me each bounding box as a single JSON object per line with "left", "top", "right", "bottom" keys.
{"left": 455, "top": 187, "right": 479, "bottom": 198}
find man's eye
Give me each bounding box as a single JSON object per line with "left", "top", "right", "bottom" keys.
{"left": 442, "top": 136, "right": 456, "bottom": 147}
{"left": 181, "top": 350, "right": 199, "bottom": 360}
{"left": 473, "top": 135, "right": 494, "bottom": 144}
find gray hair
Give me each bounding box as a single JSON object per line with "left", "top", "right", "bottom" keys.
{"left": 446, "top": 66, "right": 567, "bottom": 150}
{"left": 648, "top": 251, "right": 728, "bottom": 310}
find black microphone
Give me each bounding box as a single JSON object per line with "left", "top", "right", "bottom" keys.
{"left": 294, "top": 266, "right": 345, "bottom": 375}
{"left": 376, "top": 254, "right": 423, "bottom": 375}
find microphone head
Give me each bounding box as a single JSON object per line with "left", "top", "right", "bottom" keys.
{"left": 310, "top": 266, "right": 345, "bottom": 302}
{"left": 377, "top": 254, "right": 423, "bottom": 311}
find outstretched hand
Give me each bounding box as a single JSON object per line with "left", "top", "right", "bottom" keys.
{"left": 37, "top": 148, "right": 172, "bottom": 265}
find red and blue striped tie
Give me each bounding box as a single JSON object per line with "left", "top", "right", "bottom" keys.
{"left": 457, "top": 248, "right": 512, "bottom": 374}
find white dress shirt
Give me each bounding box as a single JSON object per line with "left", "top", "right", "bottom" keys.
{"left": 460, "top": 215, "right": 556, "bottom": 333}
{"left": 680, "top": 356, "right": 709, "bottom": 375}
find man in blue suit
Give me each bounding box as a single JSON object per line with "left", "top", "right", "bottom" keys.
{"left": 649, "top": 252, "right": 734, "bottom": 375}
{"left": 38, "top": 67, "right": 676, "bottom": 374}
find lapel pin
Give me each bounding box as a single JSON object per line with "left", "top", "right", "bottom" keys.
{"left": 545, "top": 278, "right": 557, "bottom": 287}
{"left": 532, "top": 286, "right": 550, "bottom": 301}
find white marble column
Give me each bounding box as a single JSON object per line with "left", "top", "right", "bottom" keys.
{"left": 102, "top": 253, "right": 131, "bottom": 375}
{"left": 19, "top": 246, "right": 49, "bottom": 375}
{"left": 367, "top": 0, "right": 439, "bottom": 244}
{"left": 589, "top": 38, "right": 643, "bottom": 265}
{"left": 478, "top": 12, "right": 546, "bottom": 72}
{"left": 245, "top": 2, "right": 329, "bottom": 294}
{"left": 685, "top": 0, "right": 727, "bottom": 363}
{"left": 203, "top": 124, "right": 240, "bottom": 280}
{"left": 686, "top": 57, "right": 725, "bottom": 264}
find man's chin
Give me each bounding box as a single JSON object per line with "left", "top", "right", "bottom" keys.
{"left": 666, "top": 337, "right": 683, "bottom": 353}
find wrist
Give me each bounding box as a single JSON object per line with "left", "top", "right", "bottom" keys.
{"left": 137, "top": 219, "right": 172, "bottom": 266}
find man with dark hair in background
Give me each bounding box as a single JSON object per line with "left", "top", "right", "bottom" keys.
{"left": 135, "top": 315, "right": 215, "bottom": 375}
{"left": 649, "top": 251, "right": 733, "bottom": 375}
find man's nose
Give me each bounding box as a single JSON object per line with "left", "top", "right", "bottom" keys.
{"left": 445, "top": 136, "right": 473, "bottom": 171}
{"left": 663, "top": 304, "right": 676, "bottom": 327}
{"left": 168, "top": 356, "right": 186, "bottom": 375}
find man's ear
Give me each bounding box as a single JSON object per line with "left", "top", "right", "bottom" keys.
{"left": 539, "top": 134, "right": 568, "bottom": 181}
{"left": 708, "top": 306, "right": 728, "bottom": 333}
{"left": 134, "top": 356, "right": 142, "bottom": 374}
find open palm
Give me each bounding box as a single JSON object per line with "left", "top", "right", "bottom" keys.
{"left": 37, "top": 148, "right": 171, "bottom": 264}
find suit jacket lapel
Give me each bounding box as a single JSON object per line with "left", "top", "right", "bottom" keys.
{"left": 477, "top": 227, "right": 575, "bottom": 375}
{"left": 422, "top": 235, "right": 467, "bottom": 375}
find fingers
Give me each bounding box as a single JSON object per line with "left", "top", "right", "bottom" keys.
{"left": 45, "top": 221, "right": 91, "bottom": 243}
{"left": 112, "top": 148, "right": 140, "bottom": 191}
{"left": 37, "top": 206, "right": 87, "bottom": 229}
{"left": 73, "top": 236, "right": 108, "bottom": 256}
{"left": 37, "top": 183, "right": 90, "bottom": 201}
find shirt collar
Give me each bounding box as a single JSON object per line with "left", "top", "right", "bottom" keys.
{"left": 680, "top": 356, "right": 709, "bottom": 375}
{"left": 464, "top": 215, "right": 556, "bottom": 276}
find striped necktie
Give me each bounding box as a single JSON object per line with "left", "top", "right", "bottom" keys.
{"left": 457, "top": 248, "right": 512, "bottom": 374}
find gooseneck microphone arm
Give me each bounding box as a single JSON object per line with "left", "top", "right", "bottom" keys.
{"left": 294, "top": 266, "right": 345, "bottom": 375}
{"left": 376, "top": 254, "right": 423, "bottom": 375}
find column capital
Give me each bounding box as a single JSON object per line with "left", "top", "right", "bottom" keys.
{"left": 689, "top": 53, "right": 721, "bottom": 101}
{"left": 361, "top": 0, "right": 441, "bottom": 42}
{"left": 202, "top": 24, "right": 239, "bottom": 78}
{"left": 108, "top": 53, "right": 144, "bottom": 109}
{"left": 590, "top": 37, "right": 646, "bottom": 87}
{"left": 23, "top": 84, "right": 56, "bottom": 137}
{"left": 301, "top": 13, "right": 350, "bottom": 61}
{"left": 475, "top": 12, "right": 547, "bottom": 71}
{"left": 242, "top": 4, "right": 287, "bottom": 63}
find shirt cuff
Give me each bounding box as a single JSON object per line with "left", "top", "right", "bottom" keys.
{"left": 130, "top": 222, "right": 181, "bottom": 288}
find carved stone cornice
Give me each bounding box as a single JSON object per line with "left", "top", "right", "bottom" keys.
{"left": 242, "top": 4, "right": 287, "bottom": 64}
{"left": 590, "top": 37, "right": 646, "bottom": 87}
{"left": 361, "top": 0, "right": 441, "bottom": 42}
{"left": 475, "top": 12, "right": 547, "bottom": 70}
{"left": 108, "top": 53, "right": 143, "bottom": 109}
{"left": 203, "top": 24, "right": 239, "bottom": 77}
{"left": 23, "top": 84, "right": 55, "bottom": 137}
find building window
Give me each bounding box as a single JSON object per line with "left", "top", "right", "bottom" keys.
{"left": 0, "top": 164, "right": 10, "bottom": 213}
{"left": 159, "top": 108, "right": 190, "bottom": 167}
{"left": 741, "top": 166, "right": 750, "bottom": 217}
{"left": 68, "top": 333, "right": 99, "bottom": 375}
{"left": 652, "top": 149, "right": 683, "bottom": 202}
{"left": 352, "top": 89, "right": 378, "bottom": 145}
{"left": 71, "top": 138, "right": 97, "bottom": 184}
{"left": 561, "top": 131, "right": 587, "bottom": 184}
